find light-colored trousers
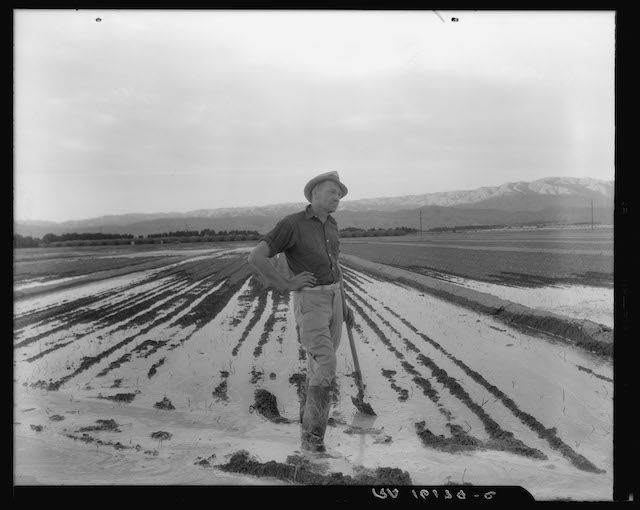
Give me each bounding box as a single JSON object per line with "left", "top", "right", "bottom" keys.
{"left": 292, "top": 287, "right": 343, "bottom": 387}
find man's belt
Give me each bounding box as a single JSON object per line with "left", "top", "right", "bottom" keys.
{"left": 300, "top": 282, "right": 340, "bottom": 291}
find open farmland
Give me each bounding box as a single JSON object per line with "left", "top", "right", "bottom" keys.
{"left": 340, "top": 226, "right": 613, "bottom": 288}
{"left": 13, "top": 238, "right": 613, "bottom": 500}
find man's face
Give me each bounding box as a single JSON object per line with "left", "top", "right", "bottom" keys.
{"left": 314, "top": 181, "right": 343, "bottom": 213}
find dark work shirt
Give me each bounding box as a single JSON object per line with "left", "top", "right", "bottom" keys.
{"left": 260, "top": 204, "right": 341, "bottom": 285}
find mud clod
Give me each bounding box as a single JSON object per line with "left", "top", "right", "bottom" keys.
{"left": 97, "top": 392, "right": 137, "bottom": 403}
{"left": 415, "top": 421, "right": 481, "bottom": 452}
{"left": 343, "top": 425, "right": 385, "bottom": 436}
{"left": 217, "top": 450, "right": 412, "bottom": 485}
{"left": 148, "top": 358, "right": 166, "bottom": 378}
{"left": 374, "top": 434, "right": 393, "bottom": 444}
{"left": 250, "top": 367, "right": 264, "bottom": 384}
{"left": 194, "top": 453, "right": 216, "bottom": 467}
{"left": 252, "top": 389, "right": 291, "bottom": 424}
{"left": 49, "top": 414, "right": 65, "bottom": 421}
{"left": 150, "top": 431, "right": 172, "bottom": 442}
{"left": 154, "top": 397, "right": 175, "bottom": 410}
{"left": 212, "top": 376, "right": 229, "bottom": 402}
{"left": 78, "top": 419, "right": 121, "bottom": 432}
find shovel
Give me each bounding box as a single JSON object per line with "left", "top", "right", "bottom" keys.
{"left": 340, "top": 281, "right": 376, "bottom": 416}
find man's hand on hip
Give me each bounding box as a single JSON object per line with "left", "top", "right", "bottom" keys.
{"left": 287, "top": 271, "right": 317, "bottom": 291}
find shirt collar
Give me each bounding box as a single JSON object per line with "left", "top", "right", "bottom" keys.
{"left": 305, "top": 204, "right": 337, "bottom": 224}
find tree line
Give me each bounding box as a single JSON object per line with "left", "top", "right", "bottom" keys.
{"left": 14, "top": 226, "right": 419, "bottom": 248}
{"left": 148, "top": 229, "right": 260, "bottom": 238}
{"left": 339, "top": 226, "right": 418, "bottom": 237}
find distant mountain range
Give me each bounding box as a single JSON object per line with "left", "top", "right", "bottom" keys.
{"left": 15, "top": 177, "right": 614, "bottom": 238}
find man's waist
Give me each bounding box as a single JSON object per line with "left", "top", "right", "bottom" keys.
{"left": 299, "top": 282, "right": 340, "bottom": 291}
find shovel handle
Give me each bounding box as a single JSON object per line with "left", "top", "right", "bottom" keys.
{"left": 340, "top": 280, "right": 366, "bottom": 395}
{"left": 346, "top": 325, "right": 363, "bottom": 379}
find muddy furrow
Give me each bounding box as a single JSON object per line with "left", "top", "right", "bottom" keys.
{"left": 15, "top": 274, "right": 192, "bottom": 352}
{"left": 73, "top": 255, "right": 250, "bottom": 363}
{"left": 170, "top": 255, "right": 236, "bottom": 283}
{"left": 230, "top": 279, "right": 269, "bottom": 357}
{"left": 380, "top": 368, "right": 410, "bottom": 401}
{"left": 346, "top": 284, "right": 488, "bottom": 431}
{"left": 93, "top": 273, "right": 237, "bottom": 379}
{"left": 21, "top": 283, "right": 193, "bottom": 371}
{"left": 253, "top": 289, "right": 289, "bottom": 358}
{"left": 14, "top": 256, "right": 196, "bottom": 329}
{"left": 93, "top": 274, "right": 193, "bottom": 328}
{"left": 13, "top": 285, "right": 126, "bottom": 330}
{"left": 102, "top": 278, "right": 198, "bottom": 333}
{"left": 97, "top": 278, "right": 232, "bottom": 378}
{"left": 23, "top": 340, "right": 75, "bottom": 363}
{"left": 37, "top": 269, "right": 248, "bottom": 389}
{"left": 343, "top": 276, "right": 550, "bottom": 460}
{"left": 343, "top": 280, "right": 461, "bottom": 428}
{"left": 170, "top": 256, "right": 253, "bottom": 331}
{"left": 367, "top": 280, "right": 606, "bottom": 474}
{"left": 351, "top": 262, "right": 612, "bottom": 357}
{"left": 15, "top": 271, "right": 189, "bottom": 345}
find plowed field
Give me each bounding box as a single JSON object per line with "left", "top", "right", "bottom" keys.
{"left": 13, "top": 241, "right": 613, "bottom": 500}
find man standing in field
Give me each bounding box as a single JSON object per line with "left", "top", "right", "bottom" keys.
{"left": 248, "top": 171, "right": 355, "bottom": 455}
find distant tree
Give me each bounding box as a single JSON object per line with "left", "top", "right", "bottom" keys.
{"left": 13, "top": 234, "right": 40, "bottom": 248}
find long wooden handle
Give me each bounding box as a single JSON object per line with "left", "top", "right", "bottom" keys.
{"left": 346, "top": 325, "right": 364, "bottom": 387}
{"left": 340, "top": 280, "right": 366, "bottom": 395}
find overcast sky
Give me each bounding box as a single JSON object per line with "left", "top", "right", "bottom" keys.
{"left": 14, "top": 9, "right": 615, "bottom": 222}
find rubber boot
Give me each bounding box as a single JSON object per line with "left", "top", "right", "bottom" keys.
{"left": 301, "top": 386, "right": 332, "bottom": 453}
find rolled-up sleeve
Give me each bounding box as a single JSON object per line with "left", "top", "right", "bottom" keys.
{"left": 261, "top": 217, "right": 296, "bottom": 258}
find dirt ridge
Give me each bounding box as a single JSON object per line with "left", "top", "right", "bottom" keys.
{"left": 217, "top": 450, "right": 413, "bottom": 485}
{"left": 341, "top": 254, "right": 612, "bottom": 357}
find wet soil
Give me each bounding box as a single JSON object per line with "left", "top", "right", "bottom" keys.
{"left": 150, "top": 431, "right": 172, "bottom": 442}
{"left": 96, "top": 392, "right": 138, "bottom": 404}
{"left": 342, "top": 255, "right": 613, "bottom": 357}
{"left": 575, "top": 365, "right": 613, "bottom": 383}
{"left": 231, "top": 277, "right": 269, "bottom": 357}
{"left": 253, "top": 289, "right": 288, "bottom": 357}
{"left": 252, "top": 389, "right": 291, "bottom": 424}
{"left": 193, "top": 453, "right": 217, "bottom": 467}
{"left": 14, "top": 246, "right": 612, "bottom": 494}
{"left": 212, "top": 371, "right": 230, "bottom": 401}
{"left": 381, "top": 368, "right": 410, "bottom": 401}
{"left": 77, "top": 419, "right": 121, "bottom": 432}
{"left": 153, "top": 397, "right": 175, "bottom": 410}
{"left": 217, "top": 450, "right": 413, "bottom": 485}
{"left": 63, "top": 432, "right": 147, "bottom": 452}
{"left": 343, "top": 273, "right": 607, "bottom": 472}
{"left": 147, "top": 358, "right": 166, "bottom": 378}
{"left": 415, "top": 421, "right": 482, "bottom": 452}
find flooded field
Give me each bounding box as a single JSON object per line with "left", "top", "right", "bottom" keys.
{"left": 13, "top": 236, "right": 614, "bottom": 500}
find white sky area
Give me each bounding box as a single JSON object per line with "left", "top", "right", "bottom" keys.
{"left": 14, "top": 10, "right": 615, "bottom": 222}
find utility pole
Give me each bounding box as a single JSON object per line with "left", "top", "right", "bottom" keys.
{"left": 591, "top": 200, "right": 594, "bottom": 230}
{"left": 419, "top": 209, "right": 423, "bottom": 238}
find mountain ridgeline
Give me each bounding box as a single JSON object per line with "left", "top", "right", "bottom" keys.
{"left": 15, "top": 177, "right": 613, "bottom": 238}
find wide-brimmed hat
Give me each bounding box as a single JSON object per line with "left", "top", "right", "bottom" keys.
{"left": 303, "top": 171, "right": 348, "bottom": 202}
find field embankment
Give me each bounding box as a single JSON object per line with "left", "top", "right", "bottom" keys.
{"left": 340, "top": 254, "right": 612, "bottom": 357}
